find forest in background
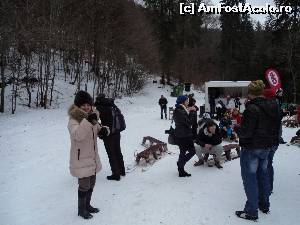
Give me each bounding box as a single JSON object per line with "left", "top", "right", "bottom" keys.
{"left": 0, "top": 0, "right": 299, "bottom": 114}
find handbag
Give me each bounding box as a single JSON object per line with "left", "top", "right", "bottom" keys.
{"left": 166, "top": 119, "right": 177, "bottom": 145}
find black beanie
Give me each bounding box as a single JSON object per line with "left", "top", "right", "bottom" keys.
{"left": 206, "top": 119, "right": 216, "bottom": 128}
{"left": 74, "top": 90, "right": 93, "bottom": 107}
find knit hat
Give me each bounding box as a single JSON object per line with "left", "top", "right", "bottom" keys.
{"left": 95, "top": 93, "right": 114, "bottom": 107}
{"left": 74, "top": 90, "right": 93, "bottom": 107}
{"left": 206, "top": 119, "right": 216, "bottom": 128}
{"left": 176, "top": 95, "right": 188, "bottom": 105}
{"left": 248, "top": 80, "right": 265, "bottom": 96}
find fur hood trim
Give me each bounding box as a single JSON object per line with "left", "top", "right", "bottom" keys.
{"left": 68, "top": 104, "right": 100, "bottom": 123}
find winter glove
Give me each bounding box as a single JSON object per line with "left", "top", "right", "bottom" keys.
{"left": 87, "top": 112, "right": 98, "bottom": 125}
{"left": 98, "top": 126, "right": 110, "bottom": 139}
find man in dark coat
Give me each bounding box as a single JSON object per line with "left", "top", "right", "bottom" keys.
{"left": 95, "top": 94, "right": 126, "bottom": 181}
{"left": 234, "top": 97, "right": 242, "bottom": 110}
{"left": 173, "top": 95, "right": 196, "bottom": 177}
{"left": 188, "top": 94, "right": 199, "bottom": 139}
{"left": 216, "top": 99, "right": 227, "bottom": 120}
{"left": 236, "top": 80, "right": 280, "bottom": 221}
{"left": 194, "top": 119, "right": 223, "bottom": 168}
{"left": 275, "top": 88, "right": 286, "bottom": 144}
{"left": 159, "top": 95, "right": 168, "bottom": 119}
{"left": 209, "top": 94, "right": 216, "bottom": 119}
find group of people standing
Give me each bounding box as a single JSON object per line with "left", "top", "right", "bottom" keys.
{"left": 67, "top": 79, "right": 284, "bottom": 221}
{"left": 172, "top": 80, "right": 282, "bottom": 221}
{"left": 67, "top": 91, "right": 126, "bottom": 219}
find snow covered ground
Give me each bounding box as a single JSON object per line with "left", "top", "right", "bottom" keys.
{"left": 0, "top": 78, "right": 299, "bottom": 225}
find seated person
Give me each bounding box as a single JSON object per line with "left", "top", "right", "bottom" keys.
{"left": 219, "top": 113, "right": 238, "bottom": 142}
{"left": 194, "top": 119, "right": 224, "bottom": 169}
{"left": 215, "top": 100, "right": 227, "bottom": 121}
{"left": 231, "top": 108, "right": 242, "bottom": 133}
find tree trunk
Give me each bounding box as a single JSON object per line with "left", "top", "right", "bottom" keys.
{"left": 0, "top": 62, "right": 5, "bottom": 113}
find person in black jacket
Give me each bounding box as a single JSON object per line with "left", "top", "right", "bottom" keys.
{"left": 173, "top": 95, "right": 196, "bottom": 177}
{"left": 188, "top": 94, "right": 199, "bottom": 139}
{"left": 209, "top": 94, "right": 216, "bottom": 119}
{"left": 194, "top": 119, "right": 223, "bottom": 168}
{"left": 234, "top": 96, "right": 242, "bottom": 110}
{"left": 275, "top": 88, "right": 286, "bottom": 144}
{"left": 236, "top": 80, "right": 280, "bottom": 221}
{"left": 159, "top": 95, "right": 168, "bottom": 119}
{"left": 215, "top": 99, "right": 227, "bottom": 120}
{"left": 95, "top": 94, "right": 126, "bottom": 181}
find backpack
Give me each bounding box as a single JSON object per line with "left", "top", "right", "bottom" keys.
{"left": 111, "top": 106, "right": 126, "bottom": 134}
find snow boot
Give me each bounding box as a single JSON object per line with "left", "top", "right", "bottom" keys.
{"left": 279, "top": 137, "right": 286, "bottom": 144}
{"left": 86, "top": 189, "right": 99, "bottom": 213}
{"left": 235, "top": 211, "right": 258, "bottom": 221}
{"left": 179, "top": 169, "right": 191, "bottom": 177}
{"left": 120, "top": 171, "right": 126, "bottom": 177}
{"left": 78, "top": 190, "right": 93, "bottom": 219}
{"left": 259, "top": 207, "right": 269, "bottom": 214}
{"left": 194, "top": 159, "right": 204, "bottom": 166}
{"left": 258, "top": 203, "right": 269, "bottom": 214}
{"left": 107, "top": 174, "right": 120, "bottom": 181}
{"left": 177, "top": 162, "right": 191, "bottom": 177}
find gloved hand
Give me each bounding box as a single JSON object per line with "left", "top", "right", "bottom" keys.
{"left": 87, "top": 112, "right": 98, "bottom": 125}
{"left": 98, "top": 126, "right": 110, "bottom": 139}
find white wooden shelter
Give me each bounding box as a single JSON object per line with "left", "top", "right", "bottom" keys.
{"left": 204, "top": 81, "right": 251, "bottom": 112}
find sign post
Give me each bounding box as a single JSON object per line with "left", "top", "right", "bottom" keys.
{"left": 265, "top": 68, "right": 281, "bottom": 90}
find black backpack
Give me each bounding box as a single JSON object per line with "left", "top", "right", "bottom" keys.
{"left": 111, "top": 106, "right": 126, "bottom": 134}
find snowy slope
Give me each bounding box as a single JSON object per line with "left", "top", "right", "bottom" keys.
{"left": 0, "top": 78, "right": 299, "bottom": 225}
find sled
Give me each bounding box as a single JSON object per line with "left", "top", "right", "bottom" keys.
{"left": 288, "top": 136, "right": 300, "bottom": 147}
{"left": 205, "top": 144, "right": 240, "bottom": 168}
{"left": 142, "top": 136, "right": 168, "bottom": 151}
{"left": 223, "top": 143, "right": 240, "bottom": 159}
{"left": 136, "top": 137, "right": 168, "bottom": 165}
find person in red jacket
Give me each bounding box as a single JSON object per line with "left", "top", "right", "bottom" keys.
{"left": 232, "top": 108, "right": 242, "bottom": 135}
{"left": 232, "top": 108, "right": 242, "bottom": 125}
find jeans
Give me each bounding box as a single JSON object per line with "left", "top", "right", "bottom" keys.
{"left": 240, "top": 148, "right": 271, "bottom": 217}
{"left": 268, "top": 145, "right": 278, "bottom": 195}
{"left": 161, "top": 106, "right": 167, "bottom": 119}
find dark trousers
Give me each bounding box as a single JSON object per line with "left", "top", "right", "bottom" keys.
{"left": 192, "top": 124, "right": 198, "bottom": 139}
{"left": 210, "top": 104, "right": 215, "bottom": 118}
{"left": 177, "top": 137, "right": 196, "bottom": 168}
{"left": 78, "top": 175, "right": 96, "bottom": 192}
{"left": 161, "top": 106, "right": 167, "bottom": 119}
{"left": 279, "top": 123, "right": 284, "bottom": 142}
{"left": 268, "top": 145, "right": 278, "bottom": 195}
{"left": 190, "top": 112, "right": 198, "bottom": 139}
{"left": 103, "top": 133, "right": 125, "bottom": 176}
{"left": 240, "top": 148, "right": 270, "bottom": 217}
